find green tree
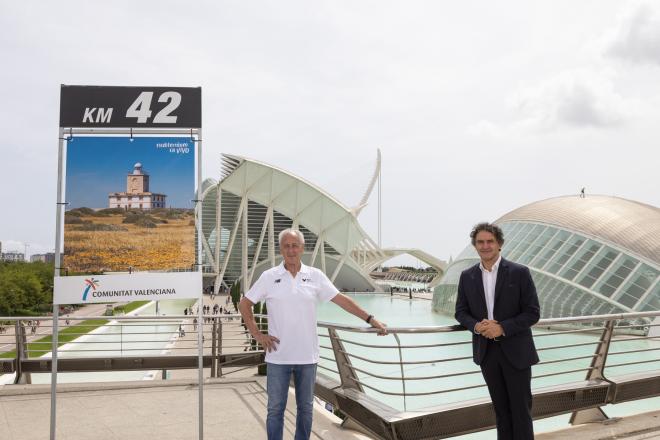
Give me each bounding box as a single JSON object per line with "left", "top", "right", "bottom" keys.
{"left": 0, "top": 261, "right": 54, "bottom": 315}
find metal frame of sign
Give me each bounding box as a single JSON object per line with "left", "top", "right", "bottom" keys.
{"left": 53, "top": 85, "right": 204, "bottom": 440}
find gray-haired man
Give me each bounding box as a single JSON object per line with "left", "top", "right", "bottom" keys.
{"left": 239, "top": 228, "right": 387, "bottom": 440}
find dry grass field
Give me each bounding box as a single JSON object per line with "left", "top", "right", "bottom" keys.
{"left": 63, "top": 208, "right": 195, "bottom": 273}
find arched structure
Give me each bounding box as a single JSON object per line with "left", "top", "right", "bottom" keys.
{"left": 433, "top": 195, "right": 660, "bottom": 323}
{"left": 199, "top": 154, "right": 445, "bottom": 293}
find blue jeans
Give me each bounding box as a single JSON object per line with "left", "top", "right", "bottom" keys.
{"left": 266, "top": 363, "right": 317, "bottom": 440}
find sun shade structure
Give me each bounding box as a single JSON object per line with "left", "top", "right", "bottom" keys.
{"left": 433, "top": 195, "right": 660, "bottom": 324}
{"left": 198, "top": 154, "right": 445, "bottom": 293}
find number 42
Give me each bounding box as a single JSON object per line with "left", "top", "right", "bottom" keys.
{"left": 126, "top": 91, "right": 181, "bottom": 123}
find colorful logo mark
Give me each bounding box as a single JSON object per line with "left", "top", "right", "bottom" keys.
{"left": 82, "top": 278, "right": 100, "bottom": 301}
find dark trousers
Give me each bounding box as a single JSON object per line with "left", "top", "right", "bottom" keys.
{"left": 480, "top": 341, "right": 534, "bottom": 440}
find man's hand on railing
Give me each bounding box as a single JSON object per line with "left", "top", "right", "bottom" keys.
{"left": 254, "top": 332, "right": 280, "bottom": 352}
{"left": 370, "top": 318, "right": 388, "bottom": 336}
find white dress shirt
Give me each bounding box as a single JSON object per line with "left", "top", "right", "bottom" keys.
{"left": 479, "top": 255, "right": 501, "bottom": 321}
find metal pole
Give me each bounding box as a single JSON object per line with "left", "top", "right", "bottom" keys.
{"left": 217, "top": 319, "right": 223, "bottom": 377}
{"left": 393, "top": 334, "right": 406, "bottom": 411}
{"left": 196, "top": 128, "right": 204, "bottom": 440}
{"left": 50, "top": 127, "right": 65, "bottom": 440}
{"left": 13, "top": 321, "right": 23, "bottom": 384}
{"left": 211, "top": 319, "right": 217, "bottom": 378}
{"left": 377, "top": 156, "right": 382, "bottom": 275}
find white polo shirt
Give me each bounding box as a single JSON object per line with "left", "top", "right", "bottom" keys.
{"left": 245, "top": 262, "right": 338, "bottom": 364}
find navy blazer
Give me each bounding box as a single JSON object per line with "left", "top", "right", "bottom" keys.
{"left": 455, "top": 258, "right": 540, "bottom": 370}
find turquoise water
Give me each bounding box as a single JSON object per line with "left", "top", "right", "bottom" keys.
{"left": 317, "top": 294, "right": 660, "bottom": 438}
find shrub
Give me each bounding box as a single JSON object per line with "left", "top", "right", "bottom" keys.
{"left": 122, "top": 213, "right": 143, "bottom": 224}
{"left": 134, "top": 218, "right": 157, "bottom": 228}
{"left": 70, "top": 207, "right": 96, "bottom": 215}
{"left": 97, "top": 208, "right": 126, "bottom": 215}
{"left": 65, "top": 216, "right": 91, "bottom": 225}
{"left": 73, "top": 224, "right": 128, "bottom": 232}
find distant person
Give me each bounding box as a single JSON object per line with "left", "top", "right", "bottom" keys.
{"left": 455, "top": 222, "right": 540, "bottom": 440}
{"left": 580, "top": 187, "right": 586, "bottom": 198}
{"left": 239, "top": 228, "right": 387, "bottom": 440}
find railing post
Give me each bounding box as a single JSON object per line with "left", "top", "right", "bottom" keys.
{"left": 328, "top": 327, "right": 363, "bottom": 392}
{"left": 216, "top": 319, "right": 222, "bottom": 377}
{"left": 211, "top": 318, "right": 217, "bottom": 378}
{"left": 14, "top": 320, "right": 31, "bottom": 384}
{"left": 393, "top": 334, "right": 406, "bottom": 411}
{"left": 570, "top": 319, "right": 616, "bottom": 425}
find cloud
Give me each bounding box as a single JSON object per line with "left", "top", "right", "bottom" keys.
{"left": 470, "top": 69, "right": 634, "bottom": 135}
{"left": 605, "top": 2, "right": 660, "bottom": 66}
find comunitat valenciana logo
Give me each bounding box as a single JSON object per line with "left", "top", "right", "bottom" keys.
{"left": 82, "top": 278, "right": 100, "bottom": 301}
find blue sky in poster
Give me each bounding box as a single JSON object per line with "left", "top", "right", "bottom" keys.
{"left": 65, "top": 137, "right": 195, "bottom": 209}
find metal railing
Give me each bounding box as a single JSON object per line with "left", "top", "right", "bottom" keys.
{"left": 2, "top": 310, "right": 660, "bottom": 439}
{"left": 315, "top": 310, "right": 660, "bottom": 439}
{"left": 0, "top": 313, "right": 266, "bottom": 383}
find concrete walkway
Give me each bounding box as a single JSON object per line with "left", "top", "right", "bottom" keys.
{"left": 0, "top": 378, "right": 370, "bottom": 440}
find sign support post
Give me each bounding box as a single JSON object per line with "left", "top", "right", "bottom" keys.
{"left": 50, "top": 127, "right": 66, "bottom": 440}
{"left": 196, "top": 127, "right": 204, "bottom": 440}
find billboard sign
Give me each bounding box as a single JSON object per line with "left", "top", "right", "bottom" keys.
{"left": 59, "top": 85, "right": 202, "bottom": 128}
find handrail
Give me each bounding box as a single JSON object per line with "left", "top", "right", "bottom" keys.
{"left": 317, "top": 310, "right": 660, "bottom": 333}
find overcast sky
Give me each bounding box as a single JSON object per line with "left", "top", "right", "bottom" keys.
{"left": 1, "top": 1, "right": 658, "bottom": 264}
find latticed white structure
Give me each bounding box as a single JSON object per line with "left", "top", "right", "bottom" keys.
{"left": 199, "top": 154, "right": 445, "bottom": 293}
{"left": 434, "top": 195, "right": 660, "bottom": 322}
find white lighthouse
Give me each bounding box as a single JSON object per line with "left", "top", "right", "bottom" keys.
{"left": 108, "top": 162, "right": 167, "bottom": 209}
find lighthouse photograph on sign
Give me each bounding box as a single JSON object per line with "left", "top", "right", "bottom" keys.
{"left": 63, "top": 136, "right": 195, "bottom": 274}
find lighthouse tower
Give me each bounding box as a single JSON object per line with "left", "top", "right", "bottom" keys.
{"left": 108, "top": 162, "right": 167, "bottom": 209}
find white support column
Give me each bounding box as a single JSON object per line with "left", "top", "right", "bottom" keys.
{"left": 213, "top": 184, "right": 222, "bottom": 295}
{"left": 218, "top": 196, "right": 247, "bottom": 282}
{"left": 241, "top": 197, "right": 248, "bottom": 293}
{"left": 331, "top": 221, "right": 352, "bottom": 282}
{"left": 310, "top": 231, "right": 323, "bottom": 267}
{"left": 321, "top": 237, "right": 326, "bottom": 273}
{"left": 248, "top": 208, "right": 272, "bottom": 288}
{"left": 268, "top": 206, "right": 275, "bottom": 267}
{"left": 201, "top": 237, "right": 217, "bottom": 273}
{"left": 330, "top": 253, "right": 349, "bottom": 283}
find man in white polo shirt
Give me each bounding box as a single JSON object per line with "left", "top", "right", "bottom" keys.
{"left": 239, "top": 228, "right": 387, "bottom": 440}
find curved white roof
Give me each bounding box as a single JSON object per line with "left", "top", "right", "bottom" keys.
{"left": 496, "top": 195, "right": 660, "bottom": 264}
{"left": 215, "top": 154, "right": 375, "bottom": 255}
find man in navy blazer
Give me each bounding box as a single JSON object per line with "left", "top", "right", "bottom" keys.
{"left": 455, "top": 223, "right": 540, "bottom": 440}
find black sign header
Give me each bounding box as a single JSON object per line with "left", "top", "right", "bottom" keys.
{"left": 60, "top": 85, "right": 201, "bottom": 128}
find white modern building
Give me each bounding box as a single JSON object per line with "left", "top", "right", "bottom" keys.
{"left": 199, "top": 154, "right": 446, "bottom": 293}
{"left": 1, "top": 252, "right": 25, "bottom": 262}
{"left": 109, "top": 162, "right": 166, "bottom": 210}
{"left": 434, "top": 195, "right": 660, "bottom": 324}
{"left": 30, "top": 253, "right": 55, "bottom": 263}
